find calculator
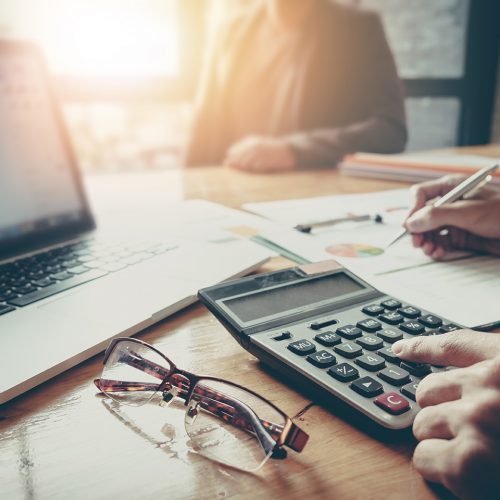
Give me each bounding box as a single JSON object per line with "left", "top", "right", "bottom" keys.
{"left": 198, "top": 260, "right": 460, "bottom": 430}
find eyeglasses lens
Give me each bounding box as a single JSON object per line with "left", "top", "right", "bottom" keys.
{"left": 184, "top": 379, "right": 286, "bottom": 471}
{"left": 100, "top": 340, "right": 171, "bottom": 406}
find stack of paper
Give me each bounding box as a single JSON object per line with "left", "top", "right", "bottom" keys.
{"left": 339, "top": 153, "right": 500, "bottom": 184}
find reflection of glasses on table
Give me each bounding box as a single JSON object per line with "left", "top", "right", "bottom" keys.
{"left": 94, "top": 338, "right": 309, "bottom": 471}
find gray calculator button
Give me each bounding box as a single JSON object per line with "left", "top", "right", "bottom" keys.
{"left": 356, "top": 335, "right": 384, "bottom": 351}
{"left": 334, "top": 341, "right": 363, "bottom": 358}
{"left": 357, "top": 318, "right": 382, "bottom": 333}
{"left": 377, "top": 329, "right": 403, "bottom": 343}
{"left": 355, "top": 353, "right": 386, "bottom": 371}
{"left": 378, "top": 366, "right": 411, "bottom": 386}
{"left": 336, "top": 325, "right": 362, "bottom": 339}
{"left": 401, "top": 381, "right": 420, "bottom": 401}
{"left": 314, "top": 331, "right": 341, "bottom": 347}
{"left": 307, "top": 350, "right": 337, "bottom": 368}
{"left": 287, "top": 339, "right": 316, "bottom": 356}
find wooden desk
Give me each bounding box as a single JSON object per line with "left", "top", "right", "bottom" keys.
{"left": 3, "top": 148, "right": 498, "bottom": 500}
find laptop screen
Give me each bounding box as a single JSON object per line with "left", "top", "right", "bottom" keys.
{"left": 0, "top": 43, "right": 93, "bottom": 258}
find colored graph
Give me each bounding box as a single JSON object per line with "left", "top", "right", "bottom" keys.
{"left": 326, "top": 243, "right": 384, "bottom": 258}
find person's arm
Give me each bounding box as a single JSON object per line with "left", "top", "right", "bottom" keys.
{"left": 285, "top": 12, "right": 407, "bottom": 169}
{"left": 391, "top": 331, "right": 500, "bottom": 499}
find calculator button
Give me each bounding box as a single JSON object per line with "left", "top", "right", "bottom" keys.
{"left": 307, "top": 350, "right": 337, "bottom": 368}
{"left": 401, "top": 381, "right": 419, "bottom": 401}
{"left": 356, "top": 335, "right": 384, "bottom": 351}
{"left": 418, "top": 314, "right": 443, "bottom": 328}
{"left": 439, "top": 324, "right": 460, "bottom": 333}
{"left": 400, "top": 360, "right": 431, "bottom": 377}
{"left": 287, "top": 339, "right": 316, "bottom": 356}
{"left": 361, "top": 304, "right": 384, "bottom": 316}
{"left": 381, "top": 299, "right": 401, "bottom": 310}
{"left": 378, "top": 366, "right": 411, "bottom": 386}
{"left": 272, "top": 331, "right": 292, "bottom": 341}
{"left": 357, "top": 318, "right": 382, "bottom": 333}
{"left": 336, "top": 325, "right": 362, "bottom": 340}
{"left": 379, "top": 312, "right": 404, "bottom": 325}
{"left": 398, "top": 306, "right": 421, "bottom": 319}
{"left": 309, "top": 315, "right": 338, "bottom": 330}
{"left": 355, "top": 353, "right": 386, "bottom": 371}
{"left": 377, "top": 329, "right": 403, "bottom": 343}
{"left": 314, "top": 331, "right": 341, "bottom": 347}
{"left": 334, "top": 341, "right": 363, "bottom": 358}
{"left": 378, "top": 346, "right": 401, "bottom": 365}
{"left": 374, "top": 392, "right": 410, "bottom": 414}
{"left": 351, "top": 376, "right": 383, "bottom": 397}
{"left": 423, "top": 329, "right": 443, "bottom": 336}
{"left": 328, "top": 363, "right": 359, "bottom": 382}
{"left": 399, "top": 321, "right": 425, "bottom": 335}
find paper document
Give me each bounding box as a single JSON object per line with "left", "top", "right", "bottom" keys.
{"left": 244, "top": 190, "right": 498, "bottom": 328}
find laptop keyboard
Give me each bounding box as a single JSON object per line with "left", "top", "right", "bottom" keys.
{"left": 0, "top": 239, "right": 177, "bottom": 313}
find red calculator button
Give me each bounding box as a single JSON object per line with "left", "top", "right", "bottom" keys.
{"left": 374, "top": 392, "right": 410, "bottom": 415}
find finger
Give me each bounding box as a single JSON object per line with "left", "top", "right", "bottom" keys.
{"left": 392, "top": 330, "right": 498, "bottom": 367}
{"left": 406, "top": 200, "right": 492, "bottom": 235}
{"left": 415, "top": 371, "right": 463, "bottom": 408}
{"left": 413, "top": 403, "right": 456, "bottom": 441}
{"left": 408, "top": 176, "right": 465, "bottom": 217}
{"left": 413, "top": 438, "right": 455, "bottom": 484}
{"left": 411, "top": 233, "right": 424, "bottom": 248}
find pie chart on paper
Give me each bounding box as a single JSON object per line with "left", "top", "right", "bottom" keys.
{"left": 325, "top": 243, "right": 384, "bottom": 258}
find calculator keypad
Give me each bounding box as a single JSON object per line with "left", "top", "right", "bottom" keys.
{"left": 254, "top": 296, "right": 456, "bottom": 429}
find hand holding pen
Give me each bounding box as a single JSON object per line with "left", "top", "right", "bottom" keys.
{"left": 398, "top": 168, "right": 500, "bottom": 259}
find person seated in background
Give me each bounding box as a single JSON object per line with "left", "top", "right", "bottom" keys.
{"left": 184, "top": 0, "right": 407, "bottom": 172}
{"left": 391, "top": 175, "right": 500, "bottom": 499}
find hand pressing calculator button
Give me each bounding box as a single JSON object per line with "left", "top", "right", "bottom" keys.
{"left": 287, "top": 339, "right": 316, "bottom": 356}
{"left": 351, "top": 376, "right": 383, "bottom": 397}
{"left": 307, "top": 350, "right": 337, "bottom": 368}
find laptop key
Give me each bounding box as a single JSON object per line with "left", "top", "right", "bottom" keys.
{"left": 31, "top": 277, "right": 55, "bottom": 288}
{"left": 7, "top": 269, "right": 108, "bottom": 307}
{"left": 51, "top": 271, "right": 73, "bottom": 281}
{"left": 0, "top": 304, "right": 16, "bottom": 315}
{"left": 66, "top": 265, "right": 90, "bottom": 275}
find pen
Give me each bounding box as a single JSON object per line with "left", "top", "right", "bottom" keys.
{"left": 386, "top": 163, "right": 499, "bottom": 248}
{"left": 295, "top": 213, "right": 383, "bottom": 234}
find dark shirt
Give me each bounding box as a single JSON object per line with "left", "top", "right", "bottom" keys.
{"left": 184, "top": 0, "right": 407, "bottom": 168}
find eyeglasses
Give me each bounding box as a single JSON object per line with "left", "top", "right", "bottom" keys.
{"left": 94, "top": 337, "right": 309, "bottom": 471}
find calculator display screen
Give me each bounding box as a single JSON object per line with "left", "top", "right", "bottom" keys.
{"left": 223, "top": 273, "right": 364, "bottom": 323}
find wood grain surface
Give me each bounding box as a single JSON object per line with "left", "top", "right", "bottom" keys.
{"left": 2, "top": 146, "right": 498, "bottom": 500}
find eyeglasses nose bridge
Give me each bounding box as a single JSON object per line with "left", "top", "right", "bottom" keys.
{"left": 160, "top": 386, "right": 179, "bottom": 407}
{"left": 185, "top": 399, "right": 199, "bottom": 424}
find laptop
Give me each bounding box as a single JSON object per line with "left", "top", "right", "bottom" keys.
{"left": 0, "top": 41, "right": 270, "bottom": 404}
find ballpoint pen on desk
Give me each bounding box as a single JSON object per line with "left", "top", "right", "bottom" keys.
{"left": 295, "top": 213, "right": 383, "bottom": 233}
{"left": 385, "top": 163, "right": 499, "bottom": 249}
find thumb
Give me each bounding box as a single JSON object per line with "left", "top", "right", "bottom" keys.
{"left": 405, "top": 203, "right": 479, "bottom": 234}
{"left": 392, "top": 330, "right": 500, "bottom": 367}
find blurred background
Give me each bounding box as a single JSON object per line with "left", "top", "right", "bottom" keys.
{"left": 1, "top": 0, "right": 498, "bottom": 173}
